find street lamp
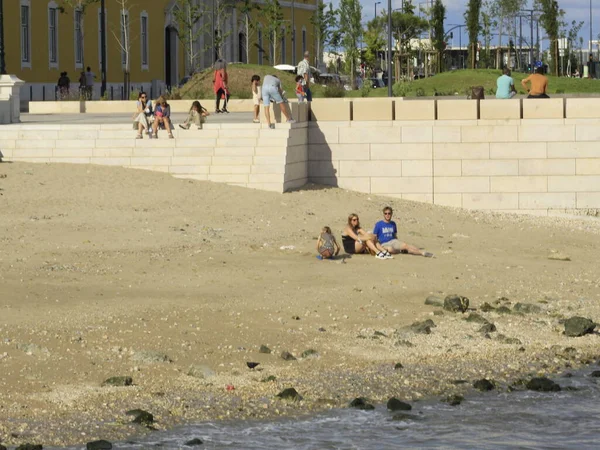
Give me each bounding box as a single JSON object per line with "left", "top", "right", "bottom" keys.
{"left": 590, "top": 0, "right": 593, "bottom": 54}
{"left": 374, "top": 1, "right": 381, "bottom": 18}
{"left": 100, "top": 0, "right": 107, "bottom": 98}
{"left": 0, "top": 0, "right": 5, "bottom": 75}
{"left": 387, "top": 0, "right": 392, "bottom": 97}
{"left": 292, "top": 0, "right": 296, "bottom": 64}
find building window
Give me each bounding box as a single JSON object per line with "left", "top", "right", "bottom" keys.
{"left": 48, "top": 4, "right": 59, "bottom": 66}
{"left": 74, "top": 9, "right": 83, "bottom": 67}
{"left": 302, "top": 28, "right": 306, "bottom": 54}
{"left": 258, "top": 28, "right": 263, "bottom": 65}
{"left": 280, "top": 27, "right": 286, "bottom": 64}
{"left": 140, "top": 12, "right": 149, "bottom": 69}
{"left": 20, "top": 3, "right": 31, "bottom": 66}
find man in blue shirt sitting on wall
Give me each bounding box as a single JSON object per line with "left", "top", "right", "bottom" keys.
{"left": 373, "top": 206, "right": 434, "bottom": 257}
{"left": 496, "top": 68, "right": 517, "bottom": 99}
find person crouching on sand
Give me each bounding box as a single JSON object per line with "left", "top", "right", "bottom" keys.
{"left": 317, "top": 226, "right": 340, "bottom": 259}
{"left": 373, "top": 206, "right": 434, "bottom": 257}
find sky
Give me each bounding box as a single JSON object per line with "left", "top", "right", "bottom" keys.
{"left": 327, "top": 0, "right": 598, "bottom": 51}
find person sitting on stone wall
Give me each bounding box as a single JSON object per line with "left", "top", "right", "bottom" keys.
{"left": 521, "top": 67, "right": 549, "bottom": 99}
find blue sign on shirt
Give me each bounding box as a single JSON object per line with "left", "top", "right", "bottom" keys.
{"left": 373, "top": 220, "right": 397, "bottom": 245}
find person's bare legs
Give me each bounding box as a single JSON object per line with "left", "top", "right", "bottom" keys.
{"left": 163, "top": 117, "right": 173, "bottom": 137}
{"left": 137, "top": 122, "right": 145, "bottom": 136}
{"left": 152, "top": 118, "right": 160, "bottom": 137}
{"left": 386, "top": 241, "right": 428, "bottom": 256}
{"left": 264, "top": 105, "right": 272, "bottom": 126}
{"left": 253, "top": 105, "right": 260, "bottom": 121}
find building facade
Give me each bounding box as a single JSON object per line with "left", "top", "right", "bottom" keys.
{"left": 1, "top": 0, "right": 317, "bottom": 102}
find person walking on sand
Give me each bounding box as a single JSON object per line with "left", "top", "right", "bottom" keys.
{"left": 261, "top": 74, "right": 294, "bottom": 129}
{"left": 496, "top": 68, "right": 517, "bottom": 99}
{"left": 296, "top": 51, "right": 313, "bottom": 102}
{"left": 342, "top": 213, "right": 390, "bottom": 260}
{"left": 521, "top": 67, "right": 549, "bottom": 99}
{"left": 373, "top": 206, "right": 434, "bottom": 257}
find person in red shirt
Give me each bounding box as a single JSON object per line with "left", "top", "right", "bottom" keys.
{"left": 213, "top": 65, "right": 230, "bottom": 113}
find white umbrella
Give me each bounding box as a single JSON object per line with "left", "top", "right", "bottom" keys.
{"left": 274, "top": 64, "right": 297, "bottom": 72}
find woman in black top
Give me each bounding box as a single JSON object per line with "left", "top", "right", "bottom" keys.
{"left": 341, "top": 214, "right": 389, "bottom": 259}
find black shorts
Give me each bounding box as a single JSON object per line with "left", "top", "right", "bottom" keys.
{"left": 342, "top": 236, "right": 357, "bottom": 254}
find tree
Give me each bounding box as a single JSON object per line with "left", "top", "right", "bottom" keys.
{"left": 263, "top": 0, "right": 284, "bottom": 65}
{"left": 214, "top": 0, "right": 233, "bottom": 61}
{"left": 60, "top": 0, "right": 100, "bottom": 69}
{"left": 363, "top": 16, "right": 385, "bottom": 69}
{"left": 110, "top": 0, "right": 134, "bottom": 97}
{"left": 389, "top": 7, "right": 428, "bottom": 81}
{"left": 464, "top": 0, "right": 482, "bottom": 69}
{"left": 172, "top": 0, "right": 206, "bottom": 75}
{"left": 338, "top": 0, "right": 362, "bottom": 87}
{"left": 310, "top": 1, "right": 339, "bottom": 66}
{"left": 238, "top": 0, "right": 260, "bottom": 63}
{"left": 492, "top": 0, "right": 525, "bottom": 69}
{"left": 431, "top": 0, "right": 446, "bottom": 73}
{"left": 536, "top": 0, "right": 562, "bottom": 76}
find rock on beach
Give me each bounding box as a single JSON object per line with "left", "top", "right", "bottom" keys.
{"left": 443, "top": 295, "right": 469, "bottom": 313}
{"left": 564, "top": 317, "right": 596, "bottom": 337}
{"left": 526, "top": 377, "right": 561, "bottom": 392}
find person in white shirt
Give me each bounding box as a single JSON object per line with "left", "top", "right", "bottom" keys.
{"left": 296, "top": 51, "right": 312, "bottom": 102}
{"left": 85, "top": 66, "right": 96, "bottom": 100}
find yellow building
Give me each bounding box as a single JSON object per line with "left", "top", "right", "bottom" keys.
{"left": 1, "top": 0, "right": 318, "bottom": 102}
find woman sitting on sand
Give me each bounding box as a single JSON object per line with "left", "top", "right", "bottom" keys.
{"left": 342, "top": 213, "right": 391, "bottom": 259}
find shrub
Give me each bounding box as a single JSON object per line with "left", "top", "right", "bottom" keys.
{"left": 392, "top": 82, "right": 413, "bottom": 97}
{"left": 360, "top": 84, "right": 372, "bottom": 98}
{"left": 415, "top": 88, "right": 425, "bottom": 97}
{"left": 323, "top": 85, "right": 346, "bottom": 98}
{"left": 129, "top": 90, "right": 139, "bottom": 100}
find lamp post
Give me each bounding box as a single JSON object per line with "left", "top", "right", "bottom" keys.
{"left": 374, "top": 1, "right": 381, "bottom": 18}
{"left": 212, "top": 0, "right": 216, "bottom": 63}
{"left": 590, "top": 0, "right": 593, "bottom": 53}
{"left": 0, "top": 0, "right": 6, "bottom": 75}
{"left": 387, "top": 0, "right": 392, "bottom": 97}
{"left": 100, "top": 0, "right": 107, "bottom": 98}
{"left": 292, "top": 0, "right": 296, "bottom": 63}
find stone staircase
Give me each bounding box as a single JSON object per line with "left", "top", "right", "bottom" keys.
{"left": 0, "top": 122, "right": 309, "bottom": 192}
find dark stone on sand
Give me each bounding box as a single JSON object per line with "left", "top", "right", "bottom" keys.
{"left": 410, "top": 319, "right": 436, "bottom": 334}
{"left": 387, "top": 397, "right": 412, "bottom": 411}
{"left": 480, "top": 302, "right": 496, "bottom": 312}
{"left": 126, "top": 409, "right": 154, "bottom": 425}
{"left": 86, "top": 440, "right": 113, "bottom": 450}
{"left": 102, "top": 376, "right": 133, "bottom": 387}
{"left": 349, "top": 397, "right": 375, "bottom": 410}
{"left": 16, "top": 445, "right": 43, "bottom": 450}
{"left": 259, "top": 345, "right": 271, "bottom": 354}
{"left": 526, "top": 377, "right": 561, "bottom": 392}
{"left": 184, "top": 438, "right": 204, "bottom": 446}
{"left": 451, "top": 379, "right": 468, "bottom": 385}
{"left": 443, "top": 295, "right": 469, "bottom": 313}
{"left": 394, "top": 362, "right": 404, "bottom": 370}
{"left": 276, "top": 388, "right": 303, "bottom": 401}
{"left": 473, "top": 379, "right": 494, "bottom": 391}
{"left": 564, "top": 317, "right": 596, "bottom": 337}
{"left": 280, "top": 351, "right": 297, "bottom": 361}
{"left": 496, "top": 306, "right": 512, "bottom": 314}
{"left": 466, "top": 313, "right": 489, "bottom": 324}
{"left": 301, "top": 349, "right": 319, "bottom": 358}
{"left": 443, "top": 394, "right": 464, "bottom": 406}
{"left": 590, "top": 371, "right": 600, "bottom": 378}
{"left": 513, "top": 303, "right": 542, "bottom": 314}
{"left": 479, "top": 323, "right": 497, "bottom": 333}
{"left": 425, "top": 296, "right": 443, "bottom": 307}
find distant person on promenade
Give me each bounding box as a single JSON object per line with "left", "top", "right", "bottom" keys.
{"left": 496, "top": 68, "right": 517, "bottom": 99}
{"left": 57, "top": 72, "right": 70, "bottom": 99}
{"left": 373, "top": 206, "right": 434, "bottom": 258}
{"left": 78, "top": 71, "right": 86, "bottom": 98}
{"left": 152, "top": 96, "right": 174, "bottom": 139}
{"left": 251, "top": 75, "right": 261, "bottom": 123}
{"left": 133, "top": 91, "right": 153, "bottom": 138}
{"left": 213, "top": 61, "right": 230, "bottom": 114}
{"left": 296, "top": 51, "right": 313, "bottom": 101}
{"left": 261, "top": 74, "right": 294, "bottom": 129}
{"left": 588, "top": 54, "right": 596, "bottom": 79}
{"left": 85, "top": 67, "right": 96, "bottom": 100}
{"left": 342, "top": 213, "right": 390, "bottom": 259}
{"left": 521, "top": 67, "right": 549, "bottom": 99}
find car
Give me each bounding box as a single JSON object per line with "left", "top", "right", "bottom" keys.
{"left": 316, "top": 73, "right": 343, "bottom": 86}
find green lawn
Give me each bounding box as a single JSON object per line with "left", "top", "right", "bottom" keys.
{"left": 177, "top": 66, "right": 600, "bottom": 100}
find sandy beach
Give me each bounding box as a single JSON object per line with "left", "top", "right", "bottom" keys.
{"left": 1, "top": 162, "right": 599, "bottom": 447}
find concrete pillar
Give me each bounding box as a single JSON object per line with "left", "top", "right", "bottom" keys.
{"left": 0, "top": 74, "right": 25, "bottom": 123}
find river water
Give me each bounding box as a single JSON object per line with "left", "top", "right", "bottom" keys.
{"left": 51, "top": 368, "right": 599, "bottom": 450}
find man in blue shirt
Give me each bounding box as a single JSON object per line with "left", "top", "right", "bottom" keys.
{"left": 373, "top": 206, "right": 434, "bottom": 257}
{"left": 496, "top": 68, "right": 517, "bottom": 99}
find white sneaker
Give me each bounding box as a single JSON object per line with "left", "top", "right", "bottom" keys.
{"left": 376, "top": 252, "right": 386, "bottom": 260}
{"left": 384, "top": 252, "right": 394, "bottom": 259}
{"left": 287, "top": 119, "right": 296, "bottom": 123}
